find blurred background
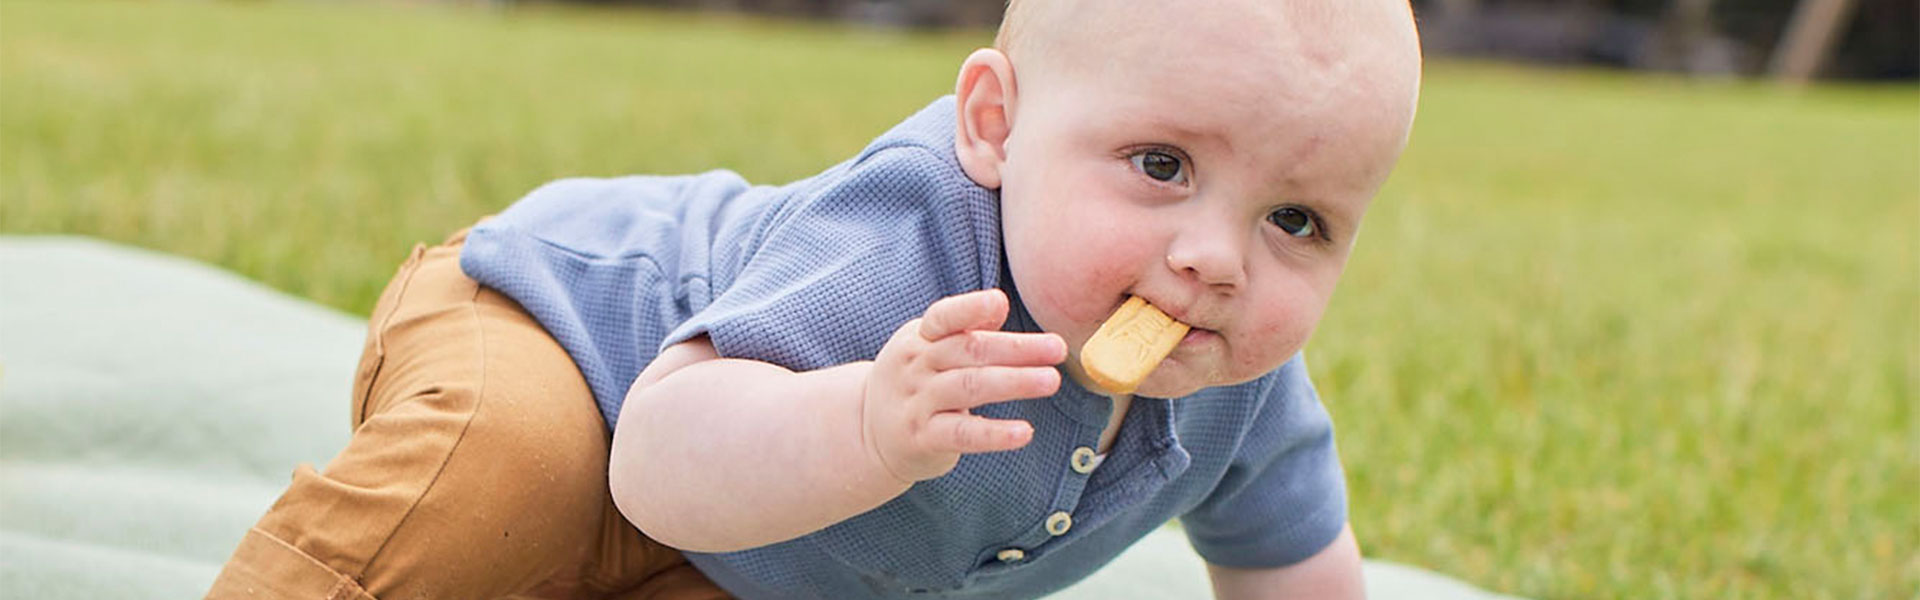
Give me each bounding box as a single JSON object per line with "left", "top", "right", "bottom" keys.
{"left": 1, "top": 0, "right": 1914, "bottom": 598}
{"left": 587, "top": 0, "right": 1920, "bottom": 81}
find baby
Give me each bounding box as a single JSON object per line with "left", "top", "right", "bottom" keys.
{"left": 208, "top": 0, "right": 1420, "bottom": 598}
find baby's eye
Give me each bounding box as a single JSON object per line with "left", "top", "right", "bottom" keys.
{"left": 1266, "top": 207, "right": 1318, "bottom": 238}
{"left": 1130, "top": 150, "right": 1187, "bottom": 184}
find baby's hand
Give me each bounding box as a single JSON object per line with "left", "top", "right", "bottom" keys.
{"left": 863, "top": 289, "right": 1065, "bottom": 483}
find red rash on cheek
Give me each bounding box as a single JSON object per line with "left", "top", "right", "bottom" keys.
{"left": 1239, "top": 310, "right": 1311, "bottom": 372}
{"left": 1036, "top": 274, "right": 1099, "bottom": 328}
{"left": 1077, "top": 264, "right": 1137, "bottom": 320}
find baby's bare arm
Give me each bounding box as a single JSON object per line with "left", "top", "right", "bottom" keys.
{"left": 1206, "top": 524, "right": 1364, "bottom": 600}
{"left": 610, "top": 339, "right": 894, "bottom": 552}
{"left": 610, "top": 289, "right": 1064, "bottom": 553}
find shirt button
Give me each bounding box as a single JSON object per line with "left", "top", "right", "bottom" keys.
{"left": 1070, "top": 446, "right": 1098, "bottom": 474}
{"left": 1045, "top": 511, "right": 1073, "bottom": 536}
{"left": 996, "top": 548, "right": 1027, "bottom": 563}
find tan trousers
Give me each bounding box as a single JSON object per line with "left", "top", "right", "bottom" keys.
{"left": 207, "top": 229, "right": 728, "bottom": 600}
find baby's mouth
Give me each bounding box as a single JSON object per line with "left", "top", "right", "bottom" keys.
{"left": 1122, "top": 296, "right": 1212, "bottom": 343}
{"left": 1179, "top": 327, "right": 1219, "bottom": 346}
{"left": 1078, "top": 296, "right": 1191, "bottom": 395}
{"left": 1100, "top": 296, "right": 1218, "bottom": 344}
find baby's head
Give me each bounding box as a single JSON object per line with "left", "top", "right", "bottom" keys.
{"left": 953, "top": 0, "right": 1421, "bottom": 398}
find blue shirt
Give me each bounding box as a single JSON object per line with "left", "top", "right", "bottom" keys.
{"left": 461, "top": 97, "right": 1347, "bottom": 599}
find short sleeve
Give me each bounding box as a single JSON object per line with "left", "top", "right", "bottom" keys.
{"left": 661, "top": 144, "right": 1000, "bottom": 371}
{"left": 1180, "top": 356, "right": 1349, "bottom": 568}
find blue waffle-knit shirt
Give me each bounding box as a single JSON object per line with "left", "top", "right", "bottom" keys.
{"left": 460, "top": 97, "right": 1347, "bottom": 599}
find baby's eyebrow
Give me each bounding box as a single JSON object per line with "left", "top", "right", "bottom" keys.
{"left": 1132, "top": 116, "right": 1234, "bottom": 154}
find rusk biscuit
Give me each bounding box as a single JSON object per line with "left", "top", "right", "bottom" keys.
{"left": 1079, "top": 296, "right": 1189, "bottom": 395}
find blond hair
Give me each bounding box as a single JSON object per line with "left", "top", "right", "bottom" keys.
{"left": 992, "top": 0, "right": 1031, "bottom": 56}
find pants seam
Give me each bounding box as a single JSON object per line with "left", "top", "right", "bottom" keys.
{"left": 357, "top": 245, "right": 426, "bottom": 426}
{"left": 355, "top": 264, "right": 492, "bottom": 585}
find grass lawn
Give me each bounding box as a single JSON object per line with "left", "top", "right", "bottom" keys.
{"left": 3, "top": 1, "right": 1915, "bottom": 598}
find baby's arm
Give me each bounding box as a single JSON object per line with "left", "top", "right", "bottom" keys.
{"left": 609, "top": 289, "right": 1065, "bottom": 553}
{"left": 1206, "top": 523, "right": 1364, "bottom": 600}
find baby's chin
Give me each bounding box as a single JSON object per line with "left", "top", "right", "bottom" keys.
{"left": 1063, "top": 350, "right": 1209, "bottom": 399}
{"left": 1133, "top": 378, "right": 1207, "bottom": 399}
{"left": 1136, "top": 351, "right": 1277, "bottom": 399}
{"left": 1134, "top": 361, "right": 1224, "bottom": 399}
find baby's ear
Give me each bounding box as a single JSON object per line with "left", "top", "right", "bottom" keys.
{"left": 953, "top": 48, "right": 1015, "bottom": 190}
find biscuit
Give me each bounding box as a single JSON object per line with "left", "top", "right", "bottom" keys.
{"left": 1079, "top": 296, "right": 1189, "bottom": 395}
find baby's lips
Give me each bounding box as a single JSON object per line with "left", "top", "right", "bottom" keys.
{"left": 1077, "top": 296, "right": 1190, "bottom": 395}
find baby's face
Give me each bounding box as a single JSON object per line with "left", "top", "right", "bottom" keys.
{"left": 995, "top": 0, "right": 1420, "bottom": 398}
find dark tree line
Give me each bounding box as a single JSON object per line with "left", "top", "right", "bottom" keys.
{"left": 1415, "top": 0, "right": 1913, "bottom": 80}
{"left": 564, "top": 0, "right": 1914, "bottom": 79}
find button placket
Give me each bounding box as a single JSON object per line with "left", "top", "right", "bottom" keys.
{"left": 974, "top": 423, "right": 1103, "bottom": 575}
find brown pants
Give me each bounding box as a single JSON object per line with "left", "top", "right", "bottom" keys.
{"left": 207, "top": 229, "right": 728, "bottom": 600}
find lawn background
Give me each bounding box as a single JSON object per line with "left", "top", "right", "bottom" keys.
{"left": 3, "top": 1, "right": 1915, "bottom": 598}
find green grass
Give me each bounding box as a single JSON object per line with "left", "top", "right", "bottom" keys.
{"left": 3, "top": 1, "right": 1915, "bottom": 598}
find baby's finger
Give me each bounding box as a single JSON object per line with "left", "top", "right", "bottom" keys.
{"left": 923, "top": 412, "right": 1033, "bottom": 455}
{"left": 926, "top": 330, "right": 1067, "bottom": 370}
{"left": 917, "top": 289, "right": 1009, "bottom": 341}
{"left": 930, "top": 366, "right": 1061, "bottom": 411}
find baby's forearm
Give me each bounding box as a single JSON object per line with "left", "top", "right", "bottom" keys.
{"left": 609, "top": 344, "right": 908, "bottom": 553}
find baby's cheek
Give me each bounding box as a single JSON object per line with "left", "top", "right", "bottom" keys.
{"left": 1238, "top": 312, "right": 1314, "bottom": 373}
{"left": 1044, "top": 255, "right": 1132, "bottom": 323}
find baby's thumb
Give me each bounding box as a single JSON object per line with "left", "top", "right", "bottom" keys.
{"left": 918, "top": 289, "right": 1010, "bottom": 341}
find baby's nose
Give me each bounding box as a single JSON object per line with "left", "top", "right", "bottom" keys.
{"left": 1164, "top": 234, "right": 1245, "bottom": 289}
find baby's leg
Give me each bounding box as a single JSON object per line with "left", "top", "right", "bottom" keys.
{"left": 206, "top": 229, "right": 727, "bottom": 600}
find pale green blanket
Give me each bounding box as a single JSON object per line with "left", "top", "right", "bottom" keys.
{"left": 0, "top": 236, "right": 1520, "bottom": 600}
